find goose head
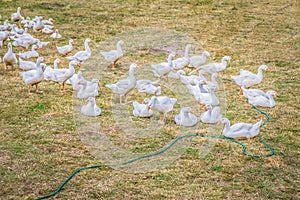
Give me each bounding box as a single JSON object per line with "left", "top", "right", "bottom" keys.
{"left": 205, "top": 104, "right": 212, "bottom": 111}
{"left": 202, "top": 51, "right": 210, "bottom": 57}
{"left": 222, "top": 56, "right": 231, "bottom": 62}
{"left": 88, "top": 97, "right": 96, "bottom": 104}
{"left": 221, "top": 118, "right": 230, "bottom": 125}
{"left": 181, "top": 107, "right": 191, "bottom": 113}
{"left": 129, "top": 63, "right": 137, "bottom": 72}
{"left": 85, "top": 38, "right": 91, "bottom": 43}
{"left": 32, "top": 44, "right": 38, "bottom": 51}
{"left": 69, "top": 60, "right": 80, "bottom": 67}
{"left": 143, "top": 98, "right": 150, "bottom": 104}
{"left": 167, "top": 52, "right": 176, "bottom": 64}
{"left": 54, "top": 58, "right": 60, "bottom": 64}
{"left": 266, "top": 90, "right": 277, "bottom": 97}
{"left": 40, "top": 63, "right": 47, "bottom": 71}
{"left": 147, "top": 96, "right": 157, "bottom": 110}
{"left": 36, "top": 57, "right": 44, "bottom": 66}
{"left": 258, "top": 65, "right": 269, "bottom": 71}
{"left": 177, "top": 70, "right": 186, "bottom": 75}
{"left": 117, "top": 40, "right": 124, "bottom": 45}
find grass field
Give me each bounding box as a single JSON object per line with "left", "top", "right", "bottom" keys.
{"left": 0, "top": 0, "right": 299, "bottom": 199}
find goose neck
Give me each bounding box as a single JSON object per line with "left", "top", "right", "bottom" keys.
{"left": 183, "top": 110, "right": 190, "bottom": 118}
{"left": 54, "top": 60, "right": 59, "bottom": 69}
{"left": 257, "top": 68, "right": 264, "bottom": 80}
{"left": 128, "top": 67, "right": 135, "bottom": 78}
{"left": 8, "top": 44, "right": 13, "bottom": 53}
{"left": 36, "top": 59, "right": 43, "bottom": 72}
{"left": 84, "top": 40, "right": 90, "bottom": 53}
{"left": 222, "top": 119, "right": 231, "bottom": 135}
{"left": 167, "top": 54, "right": 173, "bottom": 67}
{"left": 116, "top": 41, "right": 122, "bottom": 53}
{"left": 184, "top": 45, "right": 190, "bottom": 59}
{"left": 221, "top": 58, "right": 227, "bottom": 66}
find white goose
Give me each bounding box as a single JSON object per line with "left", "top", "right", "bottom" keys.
{"left": 36, "top": 39, "right": 49, "bottom": 49}
{"left": 41, "top": 27, "right": 53, "bottom": 34}
{"left": 105, "top": 63, "right": 137, "bottom": 104}
{"left": 188, "top": 51, "right": 210, "bottom": 68}
{"left": 100, "top": 40, "right": 123, "bottom": 69}
{"left": 19, "top": 57, "right": 44, "bottom": 94}
{"left": 0, "top": 20, "right": 10, "bottom": 31}
{"left": 241, "top": 86, "right": 272, "bottom": 99}
{"left": 77, "top": 79, "right": 99, "bottom": 99}
{"left": 3, "top": 42, "right": 18, "bottom": 70}
{"left": 172, "top": 44, "right": 190, "bottom": 69}
{"left": 11, "top": 7, "right": 22, "bottom": 22}
{"left": 247, "top": 90, "right": 277, "bottom": 108}
{"left": 56, "top": 39, "right": 73, "bottom": 56}
{"left": 0, "top": 31, "right": 9, "bottom": 47}
{"left": 42, "top": 18, "right": 54, "bottom": 25}
{"left": 21, "top": 17, "right": 31, "bottom": 25}
{"left": 33, "top": 17, "right": 44, "bottom": 32}
{"left": 43, "top": 58, "right": 60, "bottom": 81}
{"left": 80, "top": 97, "right": 101, "bottom": 117}
{"left": 151, "top": 53, "right": 175, "bottom": 79}
{"left": 132, "top": 100, "right": 153, "bottom": 117}
{"left": 66, "top": 38, "right": 91, "bottom": 64}
{"left": 180, "top": 69, "right": 207, "bottom": 85}
{"left": 174, "top": 107, "right": 197, "bottom": 127}
{"left": 231, "top": 65, "right": 269, "bottom": 91}
{"left": 18, "top": 44, "right": 39, "bottom": 59}
{"left": 167, "top": 70, "right": 186, "bottom": 79}
{"left": 139, "top": 85, "right": 161, "bottom": 96}
{"left": 199, "top": 56, "right": 230, "bottom": 74}
{"left": 47, "top": 60, "right": 80, "bottom": 92}
{"left": 200, "top": 104, "right": 222, "bottom": 124}
{"left": 136, "top": 79, "right": 161, "bottom": 95}
{"left": 50, "top": 29, "right": 62, "bottom": 39}
{"left": 222, "top": 118, "right": 262, "bottom": 139}
{"left": 197, "top": 84, "right": 219, "bottom": 106}
{"left": 19, "top": 57, "right": 37, "bottom": 71}
{"left": 66, "top": 71, "right": 83, "bottom": 91}
{"left": 147, "top": 96, "right": 177, "bottom": 122}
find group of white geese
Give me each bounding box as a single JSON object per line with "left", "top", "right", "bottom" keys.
{"left": 1, "top": 7, "right": 277, "bottom": 139}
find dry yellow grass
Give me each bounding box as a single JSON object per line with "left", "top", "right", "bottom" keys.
{"left": 0, "top": 0, "right": 299, "bottom": 199}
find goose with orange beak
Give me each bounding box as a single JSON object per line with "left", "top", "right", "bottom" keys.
{"left": 3, "top": 42, "right": 18, "bottom": 70}
{"left": 105, "top": 63, "right": 137, "bottom": 104}
{"left": 231, "top": 65, "right": 269, "bottom": 94}
{"left": 147, "top": 96, "right": 177, "bottom": 122}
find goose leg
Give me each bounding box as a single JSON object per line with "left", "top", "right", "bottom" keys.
{"left": 61, "top": 83, "right": 67, "bottom": 93}
{"left": 35, "top": 84, "right": 38, "bottom": 93}
{"left": 159, "top": 112, "right": 166, "bottom": 123}
{"left": 59, "top": 84, "right": 64, "bottom": 93}
{"left": 159, "top": 113, "right": 163, "bottom": 121}
{"left": 27, "top": 86, "right": 31, "bottom": 94}
{"left": 238, "top": 87, "right": 242, "bottom": 95}
{"left": 119, "top": 95, "right": 122, "bottom": 104}
{"left": 111, "top": 62, "right": 115, "bottom": 70}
